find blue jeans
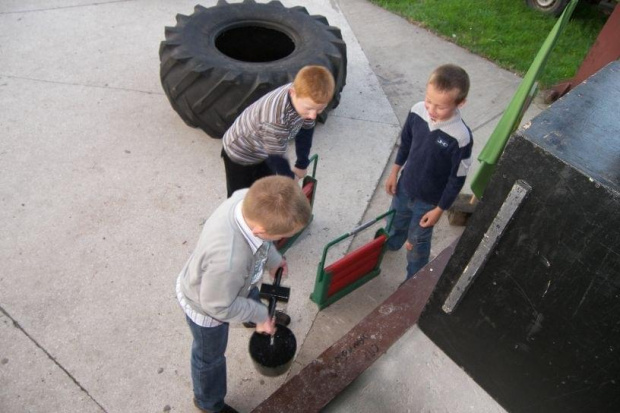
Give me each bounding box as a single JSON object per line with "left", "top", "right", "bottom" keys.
{"left": 386, "top": 179, "right": 435, "bottom": 280}
{"left": 186, "top": 316, "right": 229, "bottom": 412}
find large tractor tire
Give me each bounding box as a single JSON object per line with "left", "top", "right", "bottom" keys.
{"left": 159, "top": 0, "right": 347, "bottom": 138}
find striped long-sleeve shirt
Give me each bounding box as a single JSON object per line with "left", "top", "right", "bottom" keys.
{"left": 222, "top": 83, "right": 314, "bottom": 173}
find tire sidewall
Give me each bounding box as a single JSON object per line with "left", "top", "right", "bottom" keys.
{"left": 525, "top": 0, "right": 569, "bottom": 15}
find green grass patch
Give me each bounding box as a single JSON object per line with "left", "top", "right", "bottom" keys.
{"left": 369, "top": 0, "right": 608, "bottom": 88}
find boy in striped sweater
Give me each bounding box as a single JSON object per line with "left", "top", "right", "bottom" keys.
{"left": 222, "top": 65, "right": 335, "bottom": 197}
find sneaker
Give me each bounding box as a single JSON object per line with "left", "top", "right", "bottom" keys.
{"left": 243, "top": 311, "right": 291, "bottom": 328}
{"left": 385, "top": 243, "right": 400, "bottom": 252}
{"left": 274, "top": 311, "right": 291, "bottom": 326}
{"left": 193, "top": 398, "right": 239, "bottom": 413}
{"left": 219, "top": 404, "right": 239, "bottom": 413}
{"left": 242, "top": 321, "right": 256, "bottom": 328}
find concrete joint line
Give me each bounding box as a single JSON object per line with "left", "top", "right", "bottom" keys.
{"left": 331, "top": 113, "right": 400, "bottom": 127}
{"left": 0, "top": 0, "right": 134, "bottom": 15}
{"left": 0, "top": 305, "right": 109, "bottom": 413}
{"left": 0, "top": 74, "right": 161, "bottom": 96}
{"left": 470, "top": 110, "right": 504, "bottom": 133}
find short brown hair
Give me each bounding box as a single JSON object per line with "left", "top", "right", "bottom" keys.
{"left": 293, "top": 65, "right": 335, "bottom": 104}
{"left": 428, "top": 64, "right": 470, "bottom": 104}
{"left": 243, "top": 176, "right": 312, "bottom": 234}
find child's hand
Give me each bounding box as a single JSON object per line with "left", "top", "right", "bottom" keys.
{"left": 385, "top": 165, "right": 401, "bottom": 195}
{"left": 256, "top": 318, "right": 277, "bottom": 335}
{"left": 385, "top": 174, "right": 398, "bottom": 195}
{"left": 292, "top": 166, "right": 307, "bottom": 180}
{"left": 419, "top": 207, "right": 443, "bottom": 228}
{"left": 269, "top": 259, "right": 288, "bottom": 279}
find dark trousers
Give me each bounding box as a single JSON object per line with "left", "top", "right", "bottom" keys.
{"left": 221, "top": 149, "right": 273, "bottom": 198}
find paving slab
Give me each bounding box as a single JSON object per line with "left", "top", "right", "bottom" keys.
{"left": 0, "top": 0, "right": 399, "bottom": 412}
{"left": 0, "top": 310, "right": 104, "bottom": 412}
{"left": 323, "top": 325, "right": 506, "bottom": 413}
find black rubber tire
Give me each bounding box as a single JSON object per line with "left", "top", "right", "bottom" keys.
{"left": 159, "top": 0, "right": 347, "bottom": 138}
{"left": 525, "top": 0, "right": 570, "bottom": 16}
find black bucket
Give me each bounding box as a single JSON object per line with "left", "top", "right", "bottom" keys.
{"left": 249, "top": 325, "right": 297, "bottom": 377}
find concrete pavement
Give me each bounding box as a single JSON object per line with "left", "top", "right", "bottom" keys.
{"left": 292, "top": 1, "right": 545, "bottom": 411}
{"left": 0, "top": 0, "right": 545, "bottom": 412}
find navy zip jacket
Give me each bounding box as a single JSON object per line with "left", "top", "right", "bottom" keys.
{"left": 395, "top": 102, "right": 473, "bottom": 210}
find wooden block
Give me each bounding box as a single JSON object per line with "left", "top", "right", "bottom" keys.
{"left": 447, "top": 193, "right": 479, "bottom": 226}
{"left": 447, "top": 209, "right": 471, "bottom": 226}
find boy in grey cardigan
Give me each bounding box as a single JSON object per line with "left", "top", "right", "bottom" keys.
{"left": 176, "top": 176, "right": 312, "bottom": 413}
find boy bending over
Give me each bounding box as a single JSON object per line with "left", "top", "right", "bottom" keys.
{"left": 222, "top": 65, "right": 335, "bottom": 197}
{"left": 176, "top": 176, "right": 312, "bottom": 412}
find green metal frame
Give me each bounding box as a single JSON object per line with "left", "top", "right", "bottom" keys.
{"left": 310, "top": 209, "right": 395, "bottom": 310}
{"left": 470, "top": 0, "right": 579, "bottom": 199}
{"left": 276, "top": 154, "right": 319, "bottom": 254}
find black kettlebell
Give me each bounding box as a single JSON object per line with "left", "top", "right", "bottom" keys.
{"left": 249, "top": 268, "right": 297, "bottom": 377}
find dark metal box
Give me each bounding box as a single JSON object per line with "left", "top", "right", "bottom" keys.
{"left": 419, "top": 62, "right": 620, "bottom": 413}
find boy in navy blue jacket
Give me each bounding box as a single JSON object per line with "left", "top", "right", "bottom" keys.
{"left": 385, "top": 64, "right": 473, "bottom": 280}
